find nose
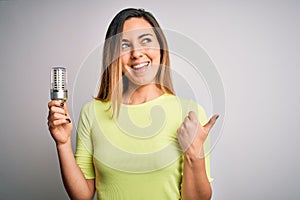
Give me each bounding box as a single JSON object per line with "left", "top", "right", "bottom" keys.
{"left": 130, "top": 46, "right": 144, "bottom": 59}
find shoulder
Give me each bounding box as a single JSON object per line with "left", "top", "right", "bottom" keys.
{"left": 80, "top": 100, "right": 94, "bottom": 115}
{"left": 166, "top": 95, "right": 207, "bottom": 122}
{"left": 79, "top": 99, "right": 112, "bottom": 124}
{"left": 164, "top": 94, "right": 205, "bottom": 112}
{"left": 81, "top": 99, "right": 110, "bottom": 113}
{"left": 78, "top": 99, "right": 111, "bottom": 129}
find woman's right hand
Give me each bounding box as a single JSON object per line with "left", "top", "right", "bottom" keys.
{"left": 47, "top": 100, "right": 73, "bottom": 146}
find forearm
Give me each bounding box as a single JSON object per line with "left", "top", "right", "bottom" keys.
{"left": 181, "top": 151, "right": 212, "bottom": 200}
{"left": 56, "top": 139, "right": 94, "bottom": 200}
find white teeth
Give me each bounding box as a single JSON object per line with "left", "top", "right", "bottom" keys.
{"left": 133, "top": 62, "right": 149, "bottom": 69}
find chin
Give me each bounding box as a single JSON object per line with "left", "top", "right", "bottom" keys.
{"left": 130, "top": 77, "right": 157, "bottom": 87}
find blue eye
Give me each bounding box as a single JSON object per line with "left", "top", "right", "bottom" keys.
{"left": 142, "top": 38, "right": 151, "bottom": 44}
{"left": 122, "top": 43, "right": 130, "bottom": 49}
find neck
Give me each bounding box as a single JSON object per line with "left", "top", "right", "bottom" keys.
{"left": 123, "top": 84, "right": 164, "bottom": 105}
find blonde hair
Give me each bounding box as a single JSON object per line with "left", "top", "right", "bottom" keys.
{"left": 96, "top": 8, "right": 175, "bottom": 117}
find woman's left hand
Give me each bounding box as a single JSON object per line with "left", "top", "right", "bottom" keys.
{"left": 177, "top": 111, "right": 219, "bottom": 158}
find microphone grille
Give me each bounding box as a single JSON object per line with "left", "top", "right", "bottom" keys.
{"left": 50, "top": 66, "right": 68, "bottom": 101}
{"left": 51, "top": 67, "right": 67, "bottom": 91}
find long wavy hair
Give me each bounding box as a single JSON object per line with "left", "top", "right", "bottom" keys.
{"left": 96, "top": 8, "right": 175, "bottom": 117}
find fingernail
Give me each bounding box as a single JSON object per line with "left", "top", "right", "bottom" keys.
{"left": 216, "top": 115, "right": 220, "bottom": 120}
{"left": 66, "top": 118, "right": 71, "bottom": 123}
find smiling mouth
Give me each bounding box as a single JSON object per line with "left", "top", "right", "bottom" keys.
{"left": 131, "top": 62, "right": 150, "bottom": 72}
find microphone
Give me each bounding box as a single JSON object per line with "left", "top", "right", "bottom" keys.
{"left": 50, "top": 66, "right": 68, "bottom": 102}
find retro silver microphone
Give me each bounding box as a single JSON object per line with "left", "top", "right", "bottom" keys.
{"left": 50, "top": 66, "right": 68, "bottom": 102}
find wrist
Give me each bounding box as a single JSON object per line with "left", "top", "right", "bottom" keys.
{"left": 185, "top": 143, "right": 204, "bottom": 158}
{"left": 56, "top": 138, "right": 72, "bottom": 150}
{"left": 184, "top": 151, "right": 207, "bottom": 173}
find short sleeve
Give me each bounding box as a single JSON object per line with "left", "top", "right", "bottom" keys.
{"left": 75, "top": 102, "right": 95, "bottom": 179}
{"left": 179, "top": 98, "right": 214, "bottom": 182}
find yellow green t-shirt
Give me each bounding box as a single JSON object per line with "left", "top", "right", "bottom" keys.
{"left": 75, "top": 94, "right": 213, "bottom": 200}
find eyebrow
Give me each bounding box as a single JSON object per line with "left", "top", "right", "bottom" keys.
{"left": 138, "top": 33, "right": 153, "bottom": 39}
{"left": 121, "top": 33, "right": 154, "bottom": 42}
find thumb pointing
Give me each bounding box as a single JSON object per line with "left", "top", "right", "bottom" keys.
{"left": 204, "top": 114, "right": 219, "bottom": 132}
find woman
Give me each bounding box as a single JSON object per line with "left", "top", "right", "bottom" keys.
{"left": 48, "top": 8, "right": 218, "bottom": 200}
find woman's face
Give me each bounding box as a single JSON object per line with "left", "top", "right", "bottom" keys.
{"left": 120, "top": 17, "right": 161, "bottom": 87}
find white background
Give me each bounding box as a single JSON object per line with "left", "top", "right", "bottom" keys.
{"left": 0, "top": 1, "right": 299, "bottom": 199}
